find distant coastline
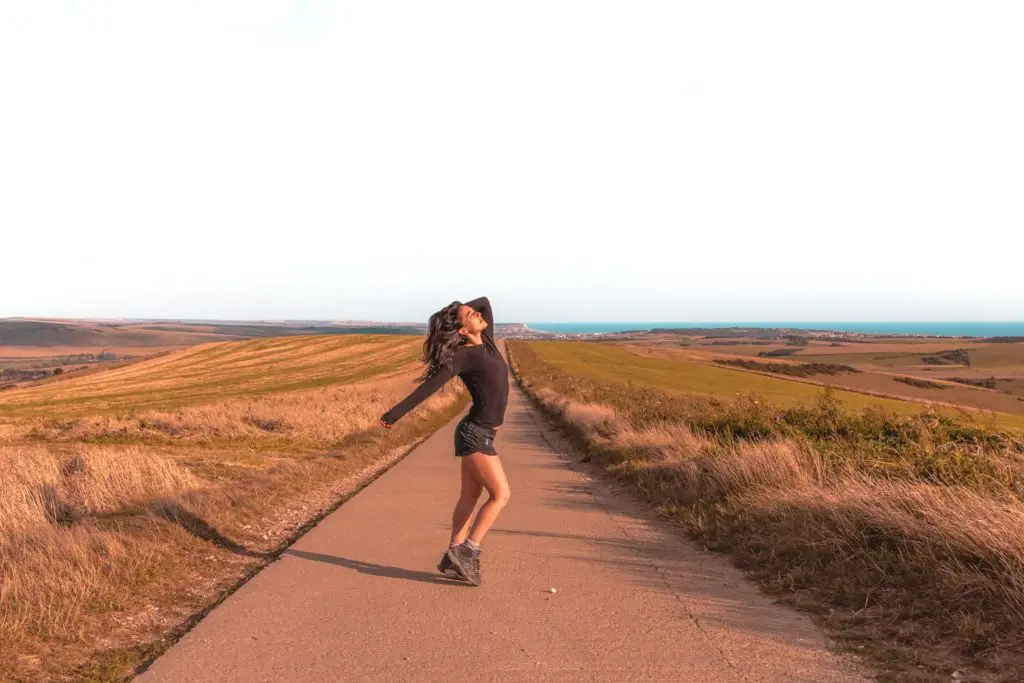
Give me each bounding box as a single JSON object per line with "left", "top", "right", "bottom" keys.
{"left": 5, "top": 318, "right": 1023, "bottom": 342}
{"left": 523, "top": 322, "right": 1024, "bottom": 338}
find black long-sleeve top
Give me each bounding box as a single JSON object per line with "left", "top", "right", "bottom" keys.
{"left": 382, "top": 297, "right": 510, "bottom": 429}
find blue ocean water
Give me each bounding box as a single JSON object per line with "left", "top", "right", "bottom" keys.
{"left": 524, "top": 322, "right": 1024, "bottom": 337}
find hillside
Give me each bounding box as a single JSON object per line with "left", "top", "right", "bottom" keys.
{"left": 0, "top": 319, "right": 235, "bottom": 347}
{"left": 0, "top": 334, "right": 424, "bottom": 416}
{"left": 0, "top": 334, "right": 466, "bottom": 681}
{"left": 0, "top": 318, "right": 435, "bottom": 349}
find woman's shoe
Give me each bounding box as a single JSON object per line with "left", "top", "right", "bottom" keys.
{"left": 437, "top": 551, "right": 456, "bottom": 575}
{"left": 445, "top": 543, "right": 482, "bottom": 586}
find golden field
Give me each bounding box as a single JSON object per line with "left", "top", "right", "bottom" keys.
{"left": 0, "top": 335, "right": 466, "bottom": 682}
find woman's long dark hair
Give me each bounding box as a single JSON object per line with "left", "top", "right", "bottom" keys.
{"left": 420, "top": 300, "right": 465, "bottom": 382}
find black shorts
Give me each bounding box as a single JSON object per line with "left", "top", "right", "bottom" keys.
{"left": 454, "top": 418, "right": 498, "bottom": 458}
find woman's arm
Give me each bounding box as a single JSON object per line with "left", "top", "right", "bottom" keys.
{"left": 380, "top": 364, "right": 456, "bottom": 427}
{"left": 463, "top": 296, "right": 494, "bottom": 343}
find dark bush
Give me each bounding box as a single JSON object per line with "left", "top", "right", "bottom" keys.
{"left": 715, "top": 358, "right": 859, "bottom": 377}
{"left": 894, "top": 376, "right": 947, "bottom": 390}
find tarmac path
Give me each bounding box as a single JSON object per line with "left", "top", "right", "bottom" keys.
{"left": 139, "top": 370, "right": 869, "bottom": 682}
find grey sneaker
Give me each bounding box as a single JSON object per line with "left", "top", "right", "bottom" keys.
{"left": 445, "top": 543, "right": 481, "bottom": 586}
{"left": 437, "top": 551, "right": 456, "bottom": 575}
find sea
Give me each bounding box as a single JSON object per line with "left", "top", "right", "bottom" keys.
{"left": 524, "top": 322, "right": 1024, "bottom": 338}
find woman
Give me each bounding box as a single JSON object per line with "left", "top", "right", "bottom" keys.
{"left": 379, "top": 297, "right": 510, "bottom": 587}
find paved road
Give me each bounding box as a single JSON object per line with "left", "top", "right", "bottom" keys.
{"left": 139, "top": 380, "right": 868, "bottom": 682}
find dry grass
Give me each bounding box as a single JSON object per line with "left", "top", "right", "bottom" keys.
{"left": 20, "top": 381, "right": 418, "bottom": 448}
{"left": 0, "top": 446, "right": 203, "bottom": 661}
{"left": 0, "top": 334, "right": 421, "bottom": 416}
{"left": 510, "top": 340, "right": 1024, "bottom": 682}
{"left": 0, "top": 335, "right": 467, "bottom": 682}
{"left": 0, "top": 446, "right": 199, "bottom": 536}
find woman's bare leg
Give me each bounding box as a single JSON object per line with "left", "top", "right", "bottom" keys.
{"left": 450, "top": 456, "right": 484, "bottom": 546}
{"left": 465, "top": 453, "right": 511, "bottom": 545}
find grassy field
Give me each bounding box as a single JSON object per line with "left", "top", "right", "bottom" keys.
{"left": 630, "top": 343, "right": 1024, "bottom": 420}
{"left": 634, "top": 332, "right": 1024, "bottom": 388}
{"left": 0, "top": 335, "right": 420, "bottom": 417}
{"left": 528, "top": 341, "right": 1024, "bottom": 431}
{"left": 780, "top": 341, "right": 1024, "bottom": 374}
{"left": 737, "top": 339, "right": 1024, "bottom": 412}
{"left": 966, "top": 345, "right": 1024, "bottom": 371}
{"left": 509, "top": 339, "right": 1024, "bottom": 682}
{"left": 0, "top": 318, "right": 426, "bottom": 350}
{"left": 0, "top": 335, "right": 465, "bottom": 682}
{"left": 0, "top": 319, "right": 433, "bottom": 396}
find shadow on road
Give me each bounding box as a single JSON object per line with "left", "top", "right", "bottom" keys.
{"left": 283, "top": 549, "right": 467, "bottom": 586}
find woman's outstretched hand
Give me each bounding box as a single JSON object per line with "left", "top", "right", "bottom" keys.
{"left": 380, "top": 417, "right": 393, "bottom": 430}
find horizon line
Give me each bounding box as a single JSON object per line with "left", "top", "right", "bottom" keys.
{"left": 3, "top": 317, "right": 1023, "bottom": 325}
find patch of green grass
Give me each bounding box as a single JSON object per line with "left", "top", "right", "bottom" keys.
{"left": 533, "top": 342, "right": 912, "bottom": 410}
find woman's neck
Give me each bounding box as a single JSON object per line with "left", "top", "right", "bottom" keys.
{"left": 463, "top": 332, "right": 485, "bottom": 346}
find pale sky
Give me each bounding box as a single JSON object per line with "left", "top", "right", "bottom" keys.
{"left": 1, "top": 2, "right": 1021, "bottom": 323}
